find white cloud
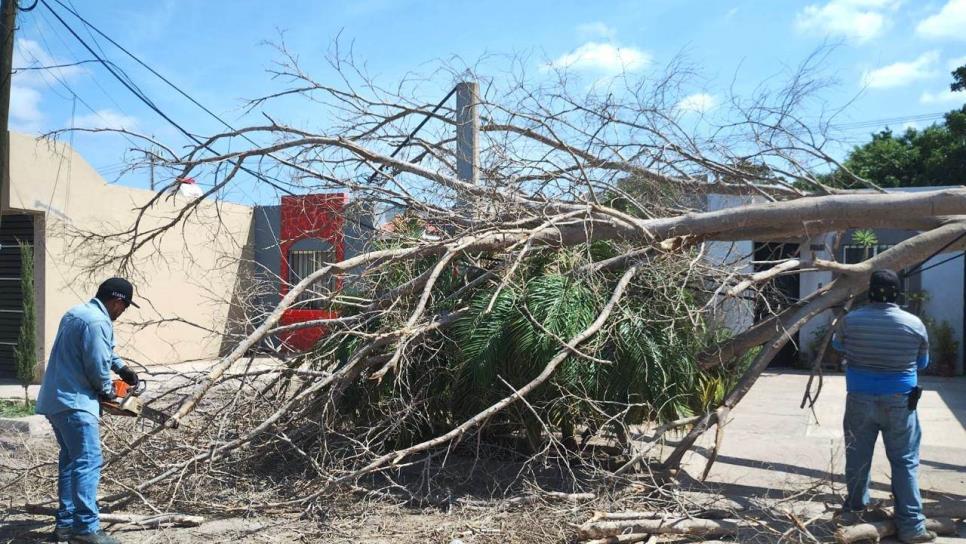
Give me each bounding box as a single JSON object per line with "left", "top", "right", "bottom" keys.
{"left": 949, "top": 55, "right": 966, "bottom": 70}
{"left": 916, "top": 0, "right": 966, "bottom": 40}
{"left": 676, "top": 93, "right": 719, "bottom": 113}
{"left": 576, "top": 22, "right": 616, "bottom": 41}
{"left": 73, "top": 110, "right": 139, "bottom": 131}
{"left": 549, "top": 42, "right": 651, "bottom": 73}
{"left": 10, "top": 85, "right": 43, "bottom": 127}
{"left": 795, "top": 0, "right": 899, "bottom": 43}
{"left": 862, "top": 51, "right": 940, "bottom": 89}
{"left": 13, "top": 38, "right": 86, "bottom": 86}
{"left": 10, "top": 39, "right": 88, "bottom": 134}
{"left": 920, "top": 88, "right": 966, "bottom": 105}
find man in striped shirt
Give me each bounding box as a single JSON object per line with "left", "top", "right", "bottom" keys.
{"left": 832, "top": 269, "right": 933, "bottom": 543}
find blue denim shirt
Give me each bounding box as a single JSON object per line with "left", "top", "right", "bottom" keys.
{"left": 36, "top": 299, "right": 127, "bottom": 417}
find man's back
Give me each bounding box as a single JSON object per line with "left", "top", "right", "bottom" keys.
{"left": 835, "top": 301, "right": 929, "bottom": 395}
{"left": 839, "top": 302, "right": 928, "bottom": 373}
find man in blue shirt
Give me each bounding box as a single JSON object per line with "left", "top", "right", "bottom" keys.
{"left": 832, "top": 269, "right": 934, "bottom": 543}
{"left": 36, "top": 278, "right": 141, "bottom": 544}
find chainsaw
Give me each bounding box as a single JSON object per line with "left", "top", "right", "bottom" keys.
{"left": 100, "top": 379, "right": 178, "bottom": 428}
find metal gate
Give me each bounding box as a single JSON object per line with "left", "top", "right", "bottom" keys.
{"left": 0, "top": 215, "right": 34, "bottom": 380}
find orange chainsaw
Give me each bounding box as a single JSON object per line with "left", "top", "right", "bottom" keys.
{"left": 100, "top": 379, "right": 178, "bottom": 428}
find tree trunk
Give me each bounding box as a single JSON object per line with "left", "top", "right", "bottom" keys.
{"left": 834, "top": 518, "right": 956, "bottom": 544}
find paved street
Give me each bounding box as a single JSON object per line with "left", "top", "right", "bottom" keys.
{"left": 678, "top": 370, "right": 966, "bottom": 541}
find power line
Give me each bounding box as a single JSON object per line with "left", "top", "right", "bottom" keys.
{"left": 31, "top": 9, "right": 141, "bottom": 137}
{"left": 365, "top": 86, "right": 457, "bottom": 185}
{"left": 39, "top": 0, "right": 297, "bottom": 197}
{"left": 50, "top": 0, "right": 318, "bottom": 197}
{"left": 829, "top": 112, "right": 949, "bottom": 131}
{"left": 48, "top": 0, "right": 465, "bottom": 201}
{"left": 43, "top": 0, "right": 469, "bottom": 233}
{"left": 53, "top": 0, "right": 248, "bottom": 140}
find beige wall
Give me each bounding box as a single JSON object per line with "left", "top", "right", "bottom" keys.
{"left": 7, "top": 133, "right": 254, "bottom": 369}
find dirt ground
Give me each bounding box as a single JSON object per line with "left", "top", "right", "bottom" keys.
{"left": 3, "top": 431, "right": 962, "bottom": 544}
{"left": 2, "top": 371, "right": 964, "bottom": 543}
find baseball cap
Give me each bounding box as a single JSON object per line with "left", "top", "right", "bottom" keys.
{"left": 869, "top": 269, "right": 900, "bottom": 301}
{"left": 96, "top": 277, "right": 140, "bottom": 308}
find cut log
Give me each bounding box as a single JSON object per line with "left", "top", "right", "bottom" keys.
{"left": 578, "top": 517, "right": 745, "bottom": 539}
{"left": 20, "top": 505, "right": 204, "bottom": 529}
{"left": 834, "top": 517, "right": 957, "bottom": 544}
{"left": 507, "top": 491, "right": 595, "bottom": 505}
{"left": 99, "top": 513, "right": 205, "bottom": 528}
{"left": 584, "top": 534, "right": 656, "bottom": 544}
{"left": 589, "top": 508, "right": 738, "bottom": 522}
{"left": 589, "top": 511, "right": 661, "bottom": 522}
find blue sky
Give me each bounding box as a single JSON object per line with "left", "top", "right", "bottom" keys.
{"left": 11, "top": 0, "right": 966, "bottom": 204}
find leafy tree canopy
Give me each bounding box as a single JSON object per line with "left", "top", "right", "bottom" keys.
{"left": 825, "top": 65, "right": 966, "bottom": 189}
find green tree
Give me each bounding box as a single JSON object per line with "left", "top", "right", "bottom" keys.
{"left": 952, "top": 64, "right": 966, "bottom": 93}
{"left": 826, "top": 65, "right": 966, "bottom": 188}
{"left": 13, "top": 241, "right": 37, "bottom": 408}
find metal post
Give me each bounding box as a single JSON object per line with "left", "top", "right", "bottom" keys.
{"left": 455, "top": 81, "right": 480, "bottom": 186}
{"left": 148, "top": 148, "right": 156, "bottom": 191}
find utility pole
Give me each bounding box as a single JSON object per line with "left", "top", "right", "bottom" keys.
{"left": 0, "top": 0, "right": 17, "bottom": 234}
{"left": 146, "top": 146, "right": 156, "bottom": 191}
{"left": 455, "top": 80, "right": 480, "bottom": 186}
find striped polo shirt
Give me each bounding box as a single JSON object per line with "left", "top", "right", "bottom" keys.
{"left": 832, "top": 302, "right": 930, "bottom": 395}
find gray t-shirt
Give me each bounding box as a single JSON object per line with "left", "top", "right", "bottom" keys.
{"left": 836, "top": 302, "right": 929, "bottom": 373}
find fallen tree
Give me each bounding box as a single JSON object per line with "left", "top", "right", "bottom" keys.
{"left": 26, "top": 44, "right": 966, "bottom": 515}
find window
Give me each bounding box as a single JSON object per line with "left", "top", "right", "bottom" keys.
{"left": 841, "top": 244, "right": 894, "bottom": 264}
{"left": 288, "top": 239, "right": 335, "bottom": 309}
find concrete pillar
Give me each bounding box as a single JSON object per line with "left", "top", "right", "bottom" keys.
{"left": 455, "top": 81, "right": 480, "bottom": 186}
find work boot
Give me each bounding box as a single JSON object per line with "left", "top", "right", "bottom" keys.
{"left": 899, "top": 530, "right": 937, "bottom": 543}
{"left": 68, "top": 530, "right": 122, "bottom": 544}
{"left": 51, "top": 526, "right": 72, "bottom": 543}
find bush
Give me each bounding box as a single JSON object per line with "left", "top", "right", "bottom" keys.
{"left": 13, "top": 241, "right": 37, "bottom": 408}
{"left": 926, "top": 319, "right": 958, "bottom": 377}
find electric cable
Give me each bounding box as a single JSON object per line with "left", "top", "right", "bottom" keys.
{"left": 905, "top": 251, "right": 964, "bottom": 277}
{"left": 40, "top": 0, "right": 297, "bottom": 197}
{"left": 51, "top": 0, "right": 355, "bottom": 198}
{"left": 364, "top": 86, "right": 457, "bottom": 185}
{"left": 903, "top": 231, "right": 966, "bottom": 279}
{"left": 49, "top": 0, "right": 460, "bottom": 199}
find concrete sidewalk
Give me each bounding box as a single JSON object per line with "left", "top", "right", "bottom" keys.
{"left": 678, "top": 371, "right": 965, "bottom": 540}
{"left": 0, "top": 382, "right": 40, "bottom": 401}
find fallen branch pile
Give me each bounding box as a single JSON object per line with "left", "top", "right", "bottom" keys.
{"left": 20, "top": 44, "right": 966, "bottom": 519}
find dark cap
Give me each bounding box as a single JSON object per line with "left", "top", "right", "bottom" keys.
{"left": 869, "top": 269, "right": 900, "bottom": 302}
{"left": 96, "top": 277, "right": 140, "bottom": 308}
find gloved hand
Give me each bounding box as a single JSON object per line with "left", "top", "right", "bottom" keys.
{"left": 98, "top": 391, "right": 117, "bottom": 403}
{"left": 117, "top": 365, "right": 139, "bottom": 387}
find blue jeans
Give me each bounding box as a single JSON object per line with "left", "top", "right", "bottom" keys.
{"left": 843, "top": 392, "right": 925, "bottom": 538}
{"left": 46, "top": 410, "right": 102, "bottom": 534}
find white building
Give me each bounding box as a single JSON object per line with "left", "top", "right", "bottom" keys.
{"left": 706, "top": 189, "right": 964, "bottom": 375}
